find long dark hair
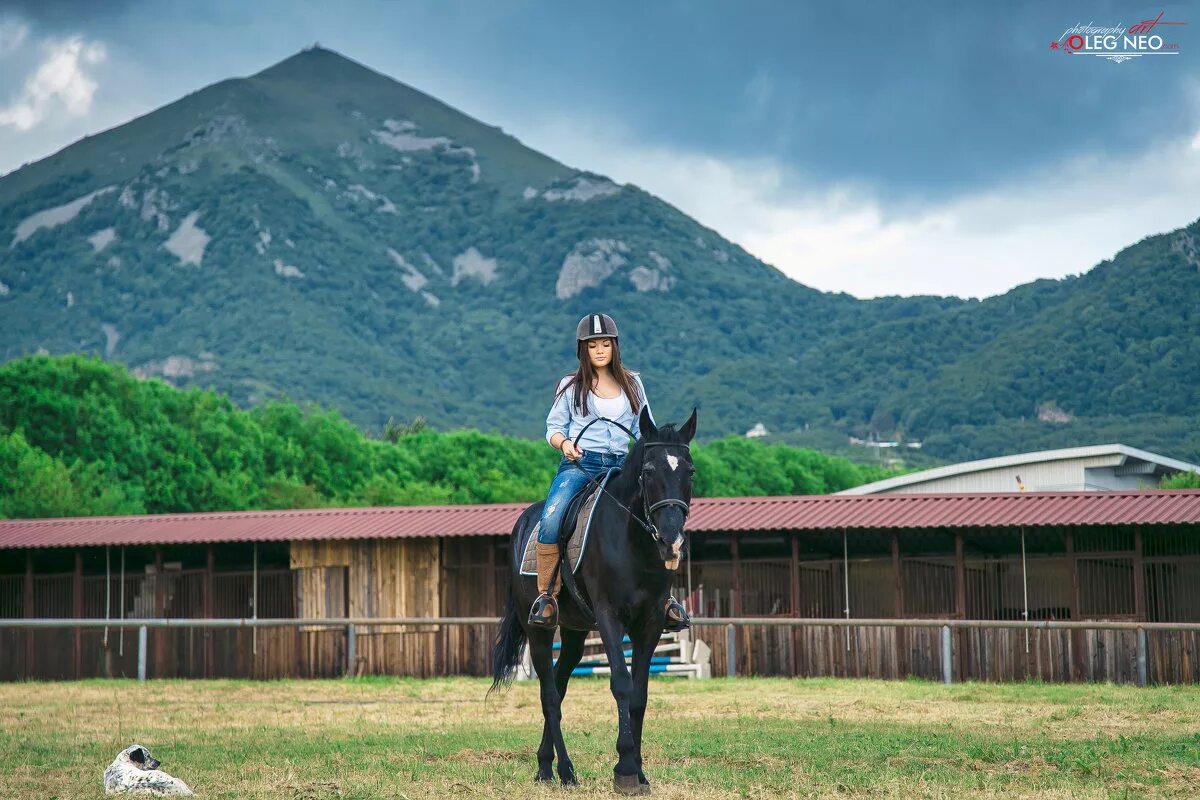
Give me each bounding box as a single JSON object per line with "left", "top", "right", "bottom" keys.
{"left": 553, "top": 337, "right": 644, "bottom": 416}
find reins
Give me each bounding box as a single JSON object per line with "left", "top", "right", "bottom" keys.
{"left": 562, "top": 416, "right": 691, "bottom": 542}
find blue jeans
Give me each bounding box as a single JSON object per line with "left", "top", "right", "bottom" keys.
{"left": 537, "top": 450, "right": 625, "bottom": 544}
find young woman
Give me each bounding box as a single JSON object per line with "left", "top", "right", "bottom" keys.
{"left": 530, "top": 312, "right": 690, "bottom": 631}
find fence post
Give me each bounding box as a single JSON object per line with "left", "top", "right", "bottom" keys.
{"left": 725, "top": 623, "right": 736, "bottom": 678}
{"left": 137, "top": 626, "right": 148, "bottom": 681}
{"left": 941, "top": 625, "right": 952, "bottom": 685}
{"left": 346, "top": 623, "right": 357, "bottom": 678}
{"left": 1136, "top": 627, "right": 1147, "bottom": 687}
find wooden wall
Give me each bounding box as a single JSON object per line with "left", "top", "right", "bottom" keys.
{"left": 291, "top": 538, "right": 442, "bottom": 675}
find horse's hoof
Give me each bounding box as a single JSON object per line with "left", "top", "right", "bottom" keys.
{"left": 614, "top": 773, "right": 650, "bottom": 795}
{"left": 534, "top": 770, "right": 554, "bottom": 783}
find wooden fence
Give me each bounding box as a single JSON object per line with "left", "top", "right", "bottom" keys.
{"left": 692, "top": 620, "right": 1200, "bottom": 684}
{"left": 4, "top": 617, "right": 1200, "bottom": 685}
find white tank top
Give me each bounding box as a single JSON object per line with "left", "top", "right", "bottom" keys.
{"left": 591, "top": 390, "right": 627, "bottom": 418}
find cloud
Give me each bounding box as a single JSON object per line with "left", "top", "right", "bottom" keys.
{"left": 737, "top": 140, "right": 1200, "bottom": 299}
{"left": 0, "top": 20, "right": 29, "bottom": 55}
{"left": 518, "top": 116, "right": 1200, "bottom": 299}
{"left": 0, "top": 34, "right": 106, "bottom": 131}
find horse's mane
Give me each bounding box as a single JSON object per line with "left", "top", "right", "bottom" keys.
{"left": 612, "top": 423, "right": 687, "bottom": 494}
{"left": 646, "top": 422, "right": 686, "bottom": 443}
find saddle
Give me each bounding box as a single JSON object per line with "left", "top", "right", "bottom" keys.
{"left": 520, "top": 467, "right": 620, "bottom": 577}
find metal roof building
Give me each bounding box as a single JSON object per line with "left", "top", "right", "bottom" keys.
{"left": 3, "top": 490, "right": 1199, "bottom": 685}
{"left": 837, "top": 444, "right": 1199, "bottom": 495}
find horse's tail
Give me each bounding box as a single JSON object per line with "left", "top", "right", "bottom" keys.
{"left": 488, "top": 595, "right": 526, "bottom": 697}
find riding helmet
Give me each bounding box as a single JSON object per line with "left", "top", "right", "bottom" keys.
{"left": 576, "top": 313, "right": 619, "bottom": 342}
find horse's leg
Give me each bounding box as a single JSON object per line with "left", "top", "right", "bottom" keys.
{"left": 555, "top": 627, "right": 588, "bottom": 701}
{"left": 527, "top": 626, "right": 574, "bottom": 784}
{"left": 595, "top": 609, "right": 644, "bottom": 793}
{"left": 536, "top": 627, "right": 586, "bottom": 785}
{"left": 629, "top": 617, "right": 666, "bottom": 787}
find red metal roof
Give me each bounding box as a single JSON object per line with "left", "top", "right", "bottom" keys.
{"left": 0, "top": 490, "right": 1197, "bottom": 549}
{"left": 690, "top": 489, "right": 1200, "bottom": 531}
{"left": 0, "top": 503, "right": 531, "bottom": 549}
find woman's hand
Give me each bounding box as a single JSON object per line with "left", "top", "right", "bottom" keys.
{"left": 560, "top": 439, "right": 583, "bottom": 461}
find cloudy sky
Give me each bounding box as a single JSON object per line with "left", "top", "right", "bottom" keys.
{"left": 0, "top": 0, "right": 1196, "bottom": 298}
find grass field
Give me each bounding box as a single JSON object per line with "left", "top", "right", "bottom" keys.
{"left": 2, "top": 677, "right": 1199, "bottom": 799}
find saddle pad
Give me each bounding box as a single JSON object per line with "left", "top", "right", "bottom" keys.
{"left": 519, "top": 468, "right": 617, "bottom": 576}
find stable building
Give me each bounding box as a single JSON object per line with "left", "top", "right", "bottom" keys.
{"left": 838, "top": 444, "right": 1199, "bottom": 495}
{"left": 2, "top": 489, "right": 1200, "bottom": 684}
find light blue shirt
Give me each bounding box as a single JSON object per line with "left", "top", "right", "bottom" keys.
{"left": 545, "top": 372, "right": 656, "bottom": 456}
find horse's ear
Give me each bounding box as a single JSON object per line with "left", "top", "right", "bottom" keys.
{"left": 679, "top": 407, "right": 698, "bottom": 443}
{"left": 639, "top": 405, "right": 657, "bottom": 438}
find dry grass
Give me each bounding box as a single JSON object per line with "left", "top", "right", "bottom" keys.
{"left": 2, "top": 677, "right": 1199, "bottom": 798}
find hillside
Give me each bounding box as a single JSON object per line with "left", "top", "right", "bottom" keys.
{"left": 0, "top": 46, "right": 1197, "bottom": 463}
{"left": 0, "top": 354, "right": 895, "bottom": 517}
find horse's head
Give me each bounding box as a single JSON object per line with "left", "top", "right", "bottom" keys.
{"left": 635, "top": 405, "right": 697, "bottom": 568}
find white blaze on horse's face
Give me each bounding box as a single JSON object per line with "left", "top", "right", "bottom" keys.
{"left": 666, "top": 454, "right": 679, "bottom": 471}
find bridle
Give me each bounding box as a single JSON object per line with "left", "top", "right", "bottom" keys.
{"left": 566, "top": 417, "right": 691, "bottom": 543}
{"left": 637, "top": 441, "right": 692, "bottom": 542}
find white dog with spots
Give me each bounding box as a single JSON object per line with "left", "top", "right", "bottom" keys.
{"left": 103, "top": 744, "right": 193, "bottom": 796}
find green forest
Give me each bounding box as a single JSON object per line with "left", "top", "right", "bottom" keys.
{"left": 0, "top": 355, "right": 900, "bottom": 519}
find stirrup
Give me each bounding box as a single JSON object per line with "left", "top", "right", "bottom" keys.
{"left": 528, "top": 592, "right": 559, "bottom": 627}
{"left": 663, "top": 597, "right": 690, "bottom": 632}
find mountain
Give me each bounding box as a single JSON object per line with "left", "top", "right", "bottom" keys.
{"left": 1, "top": 47, "right": 1198, "bottom": 463}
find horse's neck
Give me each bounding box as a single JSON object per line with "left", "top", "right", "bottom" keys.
{"left": 599, "top": 467, "right": 657, "bottom": 557}
{"left": 607, "top": 460, "right": 636, "bottom": 498}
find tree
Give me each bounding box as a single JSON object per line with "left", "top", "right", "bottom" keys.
{"left": 1161, "top": 470, "right": 1200, "bottom": 489}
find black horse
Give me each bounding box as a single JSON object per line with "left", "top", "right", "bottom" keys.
{"left": 490, "top": 405, "right": 697, "bottom": 795}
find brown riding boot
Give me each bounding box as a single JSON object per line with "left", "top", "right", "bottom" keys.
{"left": 528, "top": 542, "right": 562, "bottom": 626}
